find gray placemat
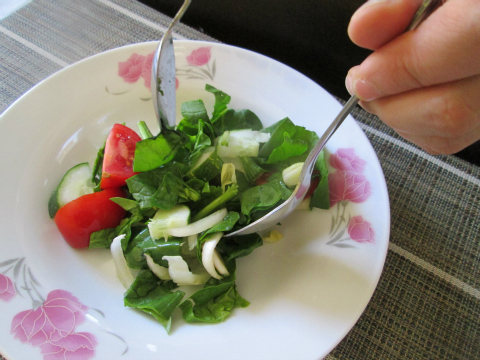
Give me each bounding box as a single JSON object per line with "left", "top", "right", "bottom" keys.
{"left": 1, "top": 1, "right": 479, "bottom": 359}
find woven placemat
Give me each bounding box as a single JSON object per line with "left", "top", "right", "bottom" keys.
{"left": 1, "top": 1, "right": 479, "bottom": 359}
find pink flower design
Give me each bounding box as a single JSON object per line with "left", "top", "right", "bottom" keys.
{"left": 329, "top": 170, "right": 372, "bottom": 207}
{"left": 11, "top": 290, "right": 97, "bottom": 360}
{"left": 40, "top": 332, "right": 98, "bottom": 360}
{"left": 140, "top": 52, "right": 154, "bottom": 88}
{"left": 0, "top": 273, "right": 16, "bottom": 302}
{"left": 329, "top": 148, "right": 366, "bottom": 174}
{"left": 118, "top": 53, "right": 146, "bottom": 83}
{"left": 186, "top": 46, "right": 211, "bottom": 66}
{"left": 348, "top": 216, "right": 375, "bottom": 243}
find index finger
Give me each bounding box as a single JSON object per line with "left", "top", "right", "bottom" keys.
{"left": 346, "top": 0, "right": 480, "bottom": 101}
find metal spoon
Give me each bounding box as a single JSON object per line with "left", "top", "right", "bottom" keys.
{"left": 226, "top": 0, "right": 443, "bottom": 237}
{"left": 150, "top": 0, "right": 191, "bottom": 130}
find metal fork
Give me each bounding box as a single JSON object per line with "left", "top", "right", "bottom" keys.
{"left": 150, "top": 0, "right": 191, "bottom": 130}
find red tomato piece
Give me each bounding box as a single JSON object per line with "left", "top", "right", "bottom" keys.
{"left": 100, "top": 123, "right": 142, "bottom": 189}
{"left": 305, "top": 174, "right": 320, "bottom": 199}
{"left": 54, "top": 188, "right": 127, "bottom": 248}
{"left": 255, "top": 172, "right": 273, "bottom": 186}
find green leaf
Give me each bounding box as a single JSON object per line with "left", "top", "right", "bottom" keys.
{"left": 205, "top": 84, "right": 231, "bottom": 123}
{"left": 88, "top": 206, "right": 145, "bottom": 249}
{"left": 239, "top": 157, "right": 265, "bottom": 182}
{"left": 144, "top": 239, "right": 183, "bottom": 268}
{"left": 266, "top": 131, "right": 308, "bottom": 164}
{"left": 217, "top": 233, "right": 263, "bottom": 262}
{"left": 205, "top": 84, "right": 262, "bottom": 135}
{"left": 123, "top": 228, "right": 155, "bottom": 269}
{"left": 126, "top": 164, "right": 183, "bottom": 209}
{"left": 91, "top": 141, "right": 105, "bottom": 189}
{"left": 259, "top": 118, "right": 318, "bottom": 168}
{"left": 309, "top": 150, "right": 330, "bottom": 210}
{"left": 124, "top": 270, "right": 185, "bottom": 333}
{"left": 180, "top": 99, "right": 209, "bottom": 124}
{"left": 133, "top": 129, "right": 184, "bottom": 172}
{"left": 179, "top": 260, "right": 249, "bottom": 323}
{"left": 110, "top": 197, "right": 138, "bottom": 211}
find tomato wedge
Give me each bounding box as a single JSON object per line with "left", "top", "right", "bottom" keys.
{"left": 100, "top": 123, "right": 142, "bottom": 189}
{"left": 54, "top": 188, "right": 127, "bottom": 248}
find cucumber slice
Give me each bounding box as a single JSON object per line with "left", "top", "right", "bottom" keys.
{"left": 187, "top": 147, "right": 224, "bottom": 182}
{"left": 48, "top": 162, "right": 95, "bottom": 218}
{"left": 148, "top": 205, "right": 191, "bottom": 240}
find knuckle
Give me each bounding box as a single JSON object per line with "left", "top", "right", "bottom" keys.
{"left": 399, "top": 48, "right": 425, "bottom": 89}
{"left": 428, "top": 93, "right": 476, "bottom": 138}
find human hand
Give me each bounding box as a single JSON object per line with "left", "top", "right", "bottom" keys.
{"left": 346, "top": 0, "right": 480, "bottom": 155}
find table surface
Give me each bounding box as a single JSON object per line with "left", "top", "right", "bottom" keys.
{"left": 0, "top": 1, "right": 479, "bottom": 359}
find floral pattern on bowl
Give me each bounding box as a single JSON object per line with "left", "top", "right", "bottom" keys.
{"left": 327, "top": 148, "right": 375, "bottom": 247}
{"left": 1, "top": 257, "right": 128, "bottom": 360}
{"left": 108, "top": 45, "right": 215, "bottom": 98}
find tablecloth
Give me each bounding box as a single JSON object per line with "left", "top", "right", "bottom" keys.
{"left": 1, "top": 1, "right": 479, "bottom": 359}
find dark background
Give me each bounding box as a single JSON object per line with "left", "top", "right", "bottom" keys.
{"left": 139, "top": 0, "right": 478, "bottom": 165}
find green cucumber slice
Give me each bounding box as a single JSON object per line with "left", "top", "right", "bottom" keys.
{"left": 148, "top": 205, "right": 191, "bottom": 240}
{"left": 48, "top": 162, "right": 95, "bottom": 218}
{"left": 187, "top": 147, "right": 224, "bottom": 182}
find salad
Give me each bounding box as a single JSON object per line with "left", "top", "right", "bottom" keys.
{"left": 48, "top": 84, "right": 330, "bottom": 333}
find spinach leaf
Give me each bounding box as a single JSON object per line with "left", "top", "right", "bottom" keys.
{"left": 239, "top": 156, "right": 265, "bottom": 182}
{"left": 266, "top": 131, "right": 308, "bottom": 164}
{"left": 259, "top": 118, "right": 319, "bottom": 167}
{"left": 205, "top": 84, "right": 262, "bottom": 135}
{"left": 91, "top": 141, "right": 105, "bottom": 191}
{"left": 151, "top": 172, "right": 201, "bottom": 210}
{"left": 309, "top": 150, "right": 330, "bottom": 210}
{"left": 180, "top": 99, "right": 209, "bottom": 124}
{"left": 179, "top": 260, "right": 249, "bottom": 323}
{"left": 239, "top": 173, "right": 292, "bottom": 218}
{"left": 186, "top": 119, "right": 215, "bottom": 169}
{"left": 89, "top": 206, "right": 144, "bottom": 250}
{"left": 126, "top": 164, "right": 183, "bottom": 209}
{"left": 205, "top": 84, "right": 231, "bottom": 123}
{"left": 217, "top": 233, "right": 263, "bottom": 262}
{"left": 144, "top": 239, "right": 183, "bottom": 268}
{"left": 124, "top": 228, "right": 155, "bottom": 269}
{"left": 211, "top": 109, "right": 263, "bottom": 136}
{"left": 124, "top": 269, "right": 185, "bottom": 333}
{"left": 133, "top": 129, "right": 185, "bottom": 172}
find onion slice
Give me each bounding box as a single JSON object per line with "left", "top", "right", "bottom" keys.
{"left": 201, "top": 232, "right": 224, "bottom": 279}
{"left": 145, "top": 254, "right": 171, "bottom": 280}
{"left": 162, "top": 256, "right": 210, "bottom": 285}
{"left": 168, "top": 208, "right": 228, "bottom": 237}
{"left": 213, "top": 249, "right": 229, "bottom": 276}
{"left": 110, "top": 234, "right": 135, "bottom": 289}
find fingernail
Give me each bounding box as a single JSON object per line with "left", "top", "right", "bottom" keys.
{"left": 345, "top": 72, "right": 354, "bottom": 96}
{"left": 345, "top": 71, "right": 381, "bottom": 101}
{"left": 354, "top": 79, "right": 382, "bottom": 101}
{"left": 358, "top": 0, "right": 390, "bottom": 11}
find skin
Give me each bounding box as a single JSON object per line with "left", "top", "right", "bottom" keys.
{"left": 345, "top": 0, "right": 480, "bottom": 155}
